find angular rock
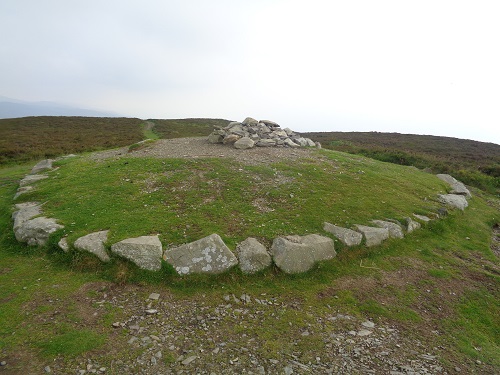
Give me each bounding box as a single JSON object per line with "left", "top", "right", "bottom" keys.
{"left": 270, "top": 234, "right": 336, "bottom": 274}
{"left": 305, "top": 138, "right": 316, "bottom": 147}
{"left": 354, "top": 225, "right": 389, "bottom": 247}
{"left": 236, "top": 237, "right": 271, "bottom": 274}
{"left": 294, "top": 137, "right": 309, "bottom": 147}
{"left": 436, "top": 174, "right": 471, "bottom": 198}
{"left": 14, "top": 186, "right": 34, "bottom": 200}
{"left": 273, "top": 131, "right": 288, "bottom": 139}
{"left": 14, "top": 217, "right": 63, "bottom": 246}
{"left": 256, "top": 139, "right": 276, "bottom": 147}
{"left": 259, "top": 119, "right": 279, "bottom": 127}
{"left": 284, "top": 138, "right": 300, "bottom": 148}
{"left": 242, "top": 117, "right": 259, "bottom": 126}
{"left": 234, "top": 137, "right": 255, "bottom": 150}
{"left": 31, "top": 159, "right": 53, "bottom": 174}
{"left": 111, "top": 236, "right": 162, "bottom": 271}
{"left": 437, "top": 194, "right": 468, "bottom": 211}
{"left": 405, "top": 217, "right": 421, "bottom": 233}
{"left": 164, "top": 234, "right": 238, "bottom": 275}
{"left": 19, "top": 174, "right": 48, "bottom": 187}
{"left": 371, "top": 220, "right": 404, "bottom": 239}
{"left": 323, "top": 222, "right": 362, "bottom": 246}
{"left": 12, "top": 202, "right": 42, "bottom": 229}
{"left": 208, "top": 132, "right": 223, "bottom": 144}
{"left": 58, "top": 237, "right": 70, "bottom": 252}
{"left": 413, "top": 214, "right": 431, "bottom": 222}
{"left": 74, "top": 230, "right": 110, "bottom": 262}
{"left": 223, "top": 134, "right": 240, "bottom": 144}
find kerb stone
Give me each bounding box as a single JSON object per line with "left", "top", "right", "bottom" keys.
{"left": 164, "top": 234, "right": 238, "bottom": 275}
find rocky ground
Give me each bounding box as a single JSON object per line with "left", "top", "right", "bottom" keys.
{"left": 10, "top": 282, "right": 458, "bottom": 375}
{"left": 90, "top": 136, "right": 319, "bottom": 166}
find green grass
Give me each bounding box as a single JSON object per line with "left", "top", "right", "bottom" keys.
{"left": 36, "top": 328, "right": 105, "bottom": 357}
{"left": 18, "top": 149, "right": 446, "bottom": 250}
{"left": 1, "top": 129, "right": 499, "bottom": 372}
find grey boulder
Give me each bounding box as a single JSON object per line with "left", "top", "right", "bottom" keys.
{"left": 405, "top": 217, "right": 421, "bottom": 233}
{"left": 14, "top": 217, "right": 63, "bottom": 246}
{"left": 236, "top": 237, "right": 271, "bottom": 274}
{"left": 111, "top": 235, "right": 163, "bottom": 271}
{"left": 371, "top": 220, "right": 404, "bottom": 239}
{"left": 354, "top": 225, "right": 389, "bottom": 247}
{"left": 164, "top": 234, "right": 238, "bottom": 275}
{"left": 270, "top": 234, "right": 336, "bottom": 274}
{"left": 436, "top": 174, "right": 471, "bottom": 198}
{"left": 31, "top": 159, "right": 53, "bottom": 174}
{"left": 19, "top": 174, "right": 48, "bottom": 187}
{"left": 438, "top": 194, "right": 468, "bottom": 211}
{"left": 12, "top": 202, "right": 42, "bottom": 229}
{"left": 74, "top": 230, "right": 110, "bottom": 262}
{"left": 234, "top": 137, "right": 255, "bottom": 150}
{"left": 323, "top": 222, "right": 362, "bottom": 246}
{"left": 256, "top": 139, "right": 276, "bottom": 147}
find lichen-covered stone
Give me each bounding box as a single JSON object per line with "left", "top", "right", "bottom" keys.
{"left": 354, "top": 225, "right": 389, "bottom": 247}
{"left": 371, "top": 220, "right": 404, "bottom": 239}
{"left": 164, "top": 234, "right": 238, "bottom": 275}
{"left": 111, "top": 235, "right": 163, "bottom": 271}
{"left": 323, "top": 222, "right": 362, "bottom": 246}
{"left": 74, "top": 230, "right": 110, "bottom": 262}
{"left": 236, "top": 237, "right": 271, "bottom": 274}
{"left": 271, "top": 234, "right": 336, "bottom": 274}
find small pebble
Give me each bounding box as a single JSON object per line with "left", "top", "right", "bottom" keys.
{"left": 148, "top": 293, "right": 160, "bottom": 300}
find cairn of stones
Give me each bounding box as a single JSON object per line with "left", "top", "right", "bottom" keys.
{"left": 208, "top": 117, "right": 319, "bottom": 149}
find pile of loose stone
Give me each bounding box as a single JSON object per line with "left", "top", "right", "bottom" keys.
{"left": 208, "top": 117, "right": 319, "bottom": 149}
{"left": 12, "top": 156, "right": 471, "bottom": 277}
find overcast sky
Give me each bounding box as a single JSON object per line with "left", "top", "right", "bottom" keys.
{"left": 1, "top": 0, "right": 499, "bottom": 144}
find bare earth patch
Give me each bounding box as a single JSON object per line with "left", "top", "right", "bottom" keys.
{"left": 90, "top": 136, "right": 319, "bottom": 166}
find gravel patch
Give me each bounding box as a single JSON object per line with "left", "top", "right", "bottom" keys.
{"left": 90, "top": 137, "right": 319, "bottom": 166}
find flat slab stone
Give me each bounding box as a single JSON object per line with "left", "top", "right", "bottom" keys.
{"left": 12, "top": 202, "right": 42, "bottom": 229}
{"left": 31, "top": 159, "right": 53, "bottom": 174}
{"left": 14, "top": 217, "right": 63, "bottom": 246}
{"left": 413, "top": 214, "right": 431, "bottom": 222}
{"left": 371, "top": 220, "right": 404, "bottom": 239}
{"left": 58, "top": 237, "right": 70, "bottom": 252}
{"left": 437, "top": 194, "right": 468, "bottom": 211}
{"left": 354, "top": 225, "right": 389, "bottom": 247}
{"left": 164, "top": 234, "right": 238, "bottom": 275}
{"left": 19, "top": 174, "right": 48, "bottom": 187}
{"left": 14, "top": 186, "right": 34, "bottom": 200}
{"left": 236, "top": 237, "right": 271, "bottom": 274}
{"left": 111, "top": 235, "right": 162, "bottom": 271}
{"left": 436, "top": 174, "right": 471, "bottom": 198}
{"left": 270, "top": 234, "right": 336, "bottom": 274}
{"left": 74, "top": 230, "right": 110, "bottom": 262}
{"left": 405, "top": 217, "right": 421, "bottom": 233}
{"left": 323, "top": 222, "right": 363, "bottom": 246}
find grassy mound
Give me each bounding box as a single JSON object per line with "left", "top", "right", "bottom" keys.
{"left": 21, "top": 148, "right": 447, "bottom": 248}
{"left": 1, "top": 141, "right": 499, "bottom": 372}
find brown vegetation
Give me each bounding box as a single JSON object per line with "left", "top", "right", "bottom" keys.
{"left": 304, "top": 131, "right": 500, "bottom": 194}
{"left": 0, "top": 116, "right": 144, "bottom": 164}
{"left": 149, "top": 118, "right": 230, "bottom": 139}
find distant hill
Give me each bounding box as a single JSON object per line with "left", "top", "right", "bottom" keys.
{"left": 0, "top": 96, "right": 118, "bottom": 118}
{"left": 304, "top": 131, "right": 500, "bottom": 194}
